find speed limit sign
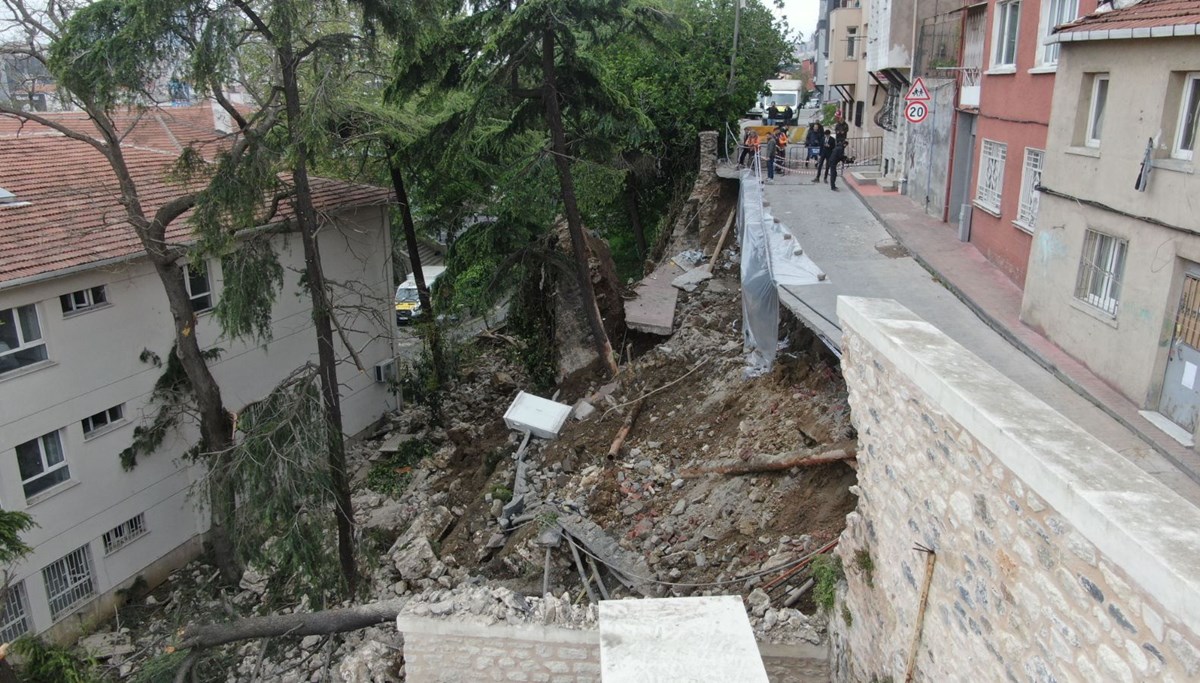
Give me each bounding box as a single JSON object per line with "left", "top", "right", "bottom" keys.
{"left": 904, "top": 101, "right": 928, "bottom": 124}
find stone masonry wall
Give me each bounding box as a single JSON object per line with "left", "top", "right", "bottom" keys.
{"left": 400, "top": 627, "right": 601, "bottom": 683}
{"left": 830, "top": 297, "right": 1200, "bottom": 683}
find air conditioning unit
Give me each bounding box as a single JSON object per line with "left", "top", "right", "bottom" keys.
{"left": 373, "top": 358, "right": 397, "bottom": 384}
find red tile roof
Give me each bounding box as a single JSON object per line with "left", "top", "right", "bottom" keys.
{"left": 1057, "top": 0, "right": 1200, "bottom": 35}
{"left": 0, "top": 106, "right": 392, "bottom": 286}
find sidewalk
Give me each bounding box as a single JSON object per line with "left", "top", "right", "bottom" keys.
{"left": 751, "top": 165, "right": 1200, "bottom": 506}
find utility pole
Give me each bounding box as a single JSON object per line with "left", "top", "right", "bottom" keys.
{"left": 728, "top": 0, "right": 742, "bottom": 91}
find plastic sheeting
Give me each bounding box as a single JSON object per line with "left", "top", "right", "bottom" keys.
{"left": 739, "top": 170, "right": 827, "bottom": 375}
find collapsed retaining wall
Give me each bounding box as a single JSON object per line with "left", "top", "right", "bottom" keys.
{"left": 832, "top": 297, "right": 1200, "bottom": 683}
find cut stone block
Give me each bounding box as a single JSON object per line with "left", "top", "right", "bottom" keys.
{"left": 624, "top": 260, "right": 685, "bottom": 335}
{"left": 599, "top": 595, "right": 769, "bottom": 682}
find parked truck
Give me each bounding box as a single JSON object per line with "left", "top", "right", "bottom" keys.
{"left": 395, "top": 265, "right": 446, "bottom": 325}
{"left": 749, "top": 79, "right": 805, "bottom": 123}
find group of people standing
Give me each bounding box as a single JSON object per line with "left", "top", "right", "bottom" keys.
{"left": 804, "top": 120, "right": 852, "bottom": 191}
{"left": 737, "top": 118, "right": 853, "bottom": 190}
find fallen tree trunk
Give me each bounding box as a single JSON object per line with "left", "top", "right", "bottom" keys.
{"left": 680, "top": 442, "right": 857, "bottom": 478}
{"left": 179, "top": 599, "right": 406, "bottom": 651}
{"left": 606, "top": 399, "right": 644, "bottom": 461}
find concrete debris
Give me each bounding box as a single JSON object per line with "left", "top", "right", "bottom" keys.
{"left": 573, "top": 399, "right": 597, "bottom": 420}
{"left": 238, "top": 567, "right": 269, "bottom": 595}
{"left": 338, "top": 637, "right": 403, "bottom": 682}
{"left": 671, "top": 264, "right": 714, "bottom": 292}
{"left": 400, "top": 584, "right": 598, "bottom": 630}
{"left": 77, "top": 632, "right": 135, "bottom": 661}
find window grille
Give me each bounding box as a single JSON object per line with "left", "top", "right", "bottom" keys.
{"left": 975, "top": 139, "right": 1007, "bottom": 213}
{"left": 1074, "top": 229, "right": 1127, "bottom": 317}
{"left": 102, "top": 514, "right": 148, "bottom": 555}
{"left": 0, "top": 581, "right": 31, "bottom": 643}
{"left": 43, "top": 545, "right": 95, "bottom": 621}
{"left": 1017, "top": 148, "right": 1044, "bottom": 230}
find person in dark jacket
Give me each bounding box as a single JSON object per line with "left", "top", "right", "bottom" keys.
{"left": 804, "top": 124, "right": 824, "bottom": 166}
{"left": 763, "top": 131, "right": 779, "bottom": 182}
{"left": 828, "top": 136, "right": 847, "bottom": 191}
{"left": 812, "top": 131, "right": 834, "bottom": 182}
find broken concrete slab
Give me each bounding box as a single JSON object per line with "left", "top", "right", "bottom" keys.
{"left": 573, "top": 399, "right": 597, "bottom": 421}
{"left": 624, "top": 260, "right": 685, "bottom": 335}
{"left": 378, "top": 432, "right": 417, "bottom": 454}
{"left": 557, "top": 513, "right": 655, "bottom": 597}
{"left": 671, "top": 264, "right": 714, "bottom": 293}
{"left": 503, "top": 391, "right": 573, "bottom": 439}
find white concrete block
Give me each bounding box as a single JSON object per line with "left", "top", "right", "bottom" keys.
{"left": 599, "top": 596, "right": 769, "bottom": 682}
{"left": 504, "top": 391, "right": 573, "bottom": 439}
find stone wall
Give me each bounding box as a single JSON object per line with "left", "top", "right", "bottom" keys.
{"left": 831, "top": 297, "right": 1200, "bottom": 683}
{"left": 398, "top": 619, "right": 601, "bottom": 683}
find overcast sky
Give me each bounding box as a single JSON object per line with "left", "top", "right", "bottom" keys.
{"left": 778, "top": 0, "right": 820, "bottom": 41}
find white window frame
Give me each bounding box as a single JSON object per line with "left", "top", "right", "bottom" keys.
{"left": 183, "top": 263, "right": 213, "bottom": 313}
{"left": 1086, "top": 75, "right": 1109, "bottom": 148}
{"left": 16, "top": 429, "right": 71, "bottom": 500}
{"left": 102, "top": 513, "right": 148, "bottom": 555}
{"left": 42, "top": 545, "right": 95, "bottom": 621}
{"left": 1173, "top": 73, "right": 1200, "bottom": 161}
{"left": 1074, "top": 229, "right": 1127, "bottom": 317}
{"left": 59, "top": 285, "right": 108, "bottom": 315}
{"left": 1037, "top": 0, "right": 1079, "bottom": 68}
{"left": 991, "top": 0, "right": 1021, "bottom": 70}
{"left": 975, "top": 139, "right": 1007, "bottom": 214}
{"left": 82, "top": 404, "right": 125, "bottom": 439}
{"left": 0, "top": 580, "right": 31, "bottom": 643}
{"left": 1016, "top": 148, "right": 1044, "bottom": 232}
{"left": 846, "top": 27, "right": 858, "bottom": 60}
{"left": 0, "top": 303, "right": 48, "bottom": 376}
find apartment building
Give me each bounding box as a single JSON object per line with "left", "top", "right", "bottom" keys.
{"left": 0, "top": 105, "right": 396, "bottom": 641}
{"left": 1021, "top": 0, "right": 1200, "bottom": 438}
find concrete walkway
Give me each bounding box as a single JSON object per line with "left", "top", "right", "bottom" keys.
{"left": 748, "top": 166, "right": 1200, "bottom": 506}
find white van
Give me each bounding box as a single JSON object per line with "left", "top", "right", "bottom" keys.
{"left": 395, "top": 265, "right": 446, "bottom": 324}
{"left": 750, "top": 79, "right": 804, "bottom": 122}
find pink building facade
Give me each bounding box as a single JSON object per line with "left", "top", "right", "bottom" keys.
{"left": 967, "top": 0, "right": 1097, "bottom": 287}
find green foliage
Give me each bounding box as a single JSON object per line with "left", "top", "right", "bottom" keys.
{"left": 821, "top": 103, "right": 838, "bottom": 127}
{"left": 854, "top": 548, "right": 875, "bottom": 588}
{"left": 841, "top": 603, "right": 854, "bottom": 627}
{"left": 810, "top": 553, "right": 844, "bottom": 613}
{"left": 506, "top": 260, "right": 559, "bottom": 391}
{"left": 366, "top": 440, "right": 433, "bottom": 496}
{"left": 11, "top": 636, "right": 108, "bottom": 683}
{"left": 223, "top": 368, "right": 342, "bottom": 602}
{"left": 120, "top": 345, "right": 223, "bottom": 470}
{"left": 0, "top": 509, "right": 36, "bottom": 565}
{"left": 216, "top": 239, "right": 285, "bottom": 343}
{"left": 488, "top": 485, "right": 513, "bottom": 503}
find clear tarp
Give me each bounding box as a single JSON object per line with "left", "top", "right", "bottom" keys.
{"left": 738, "top": 169, "right": 826, "bottom": 375}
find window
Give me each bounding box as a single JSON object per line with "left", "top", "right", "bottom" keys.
{"left": 1016, "top": 148, "right": 1044, "bottom": 231}
{"left": 1086, "top": 75, "right": 1109, "bottom": 148}
{"left": 82, "top": 404, "right": 124, "bottom": 438}
{"left": 42, "top": 545, "right": 95, "bottom": 620}
{"left": 975, "top": 139, "right": 1007, "bottom": 214}
{"left": 1173, "top": 73, "right": 1200, "bottom": 161}
{"left": 0, "top": 581, "right": 31, "bottom": 643}
{"left": 102, "top": 514, "right": 147, "bottom": 555}
{"left": 0, "top": 304, "right": 48, "bottom": 375}
{"left": 183, "top": 263, "right": 212, "bottom": 313}
{"left": 846, "top": 27, "right": 858, "bottom": 60}
{"left": 1038, "top": 0, "right": 1079, "bottom": 67}
{"left": 992, "top": 0, "right": 1021, "bottom": 69}
{"left": 1074, "top": 229, "right": 1127, "bottom": 316}
{"left": 59, "top": 286, "right": 108, "bottom": 315}
{"left": 16, "top": 430, "right": 70, "bottom": 499}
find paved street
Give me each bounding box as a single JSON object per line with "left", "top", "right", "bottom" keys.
{"left": 751, "top": 168, "right": 1200, "bottom": 507}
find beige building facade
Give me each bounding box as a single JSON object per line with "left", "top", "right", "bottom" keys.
{"left": 1021, "top": 11, "right": 1200, "bottom": 436}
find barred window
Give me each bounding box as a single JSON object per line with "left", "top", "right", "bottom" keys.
{"left": 1016, "top": 148, "right": 1044, "bottom": 231}
{"left": 0, "top": 581, "right": 31, "bottom": 643}
{"left": 102, "top": 514, "right": 147, "bottom": 555}
{"left": 43, "top": 545, "right": 95, "bottom": 621}
{"left": 1074, "top": 229, "right": 1127, "bottom": 317}
{"left": 975, "top": 139, "right": 1007, "bottom": 214}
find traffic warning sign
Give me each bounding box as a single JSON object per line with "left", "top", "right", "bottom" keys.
{"left": 904, "top": 101, "right": 929, "bottom": 124}
{"left": 905, "top": 77, "right": 931, "bottom": 102}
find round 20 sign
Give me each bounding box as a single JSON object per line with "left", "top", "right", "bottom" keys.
{"left": 904, "top": 101, "right": 928, "bottom": 124}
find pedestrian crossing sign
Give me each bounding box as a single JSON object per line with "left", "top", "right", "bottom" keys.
{"left": 905, "top": 77, "right": 931, "bottom": 102}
